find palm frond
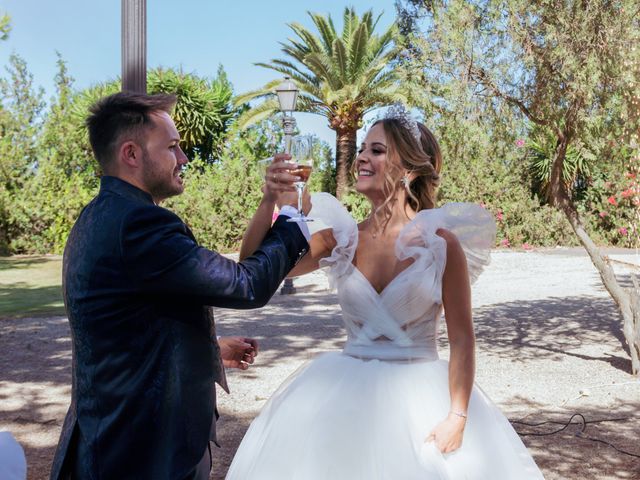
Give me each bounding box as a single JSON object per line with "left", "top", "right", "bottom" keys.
{"left": 304, "top": 53, "right": 341, "bottom": 90}
{"left": 236, "top": 98, "right": 280, "bottom": 129}
{"left": 360, "top": 68, "right": 399, "bottom": 92}
{"left": 332, "top": 38, "right": 348, "bottom": 82}
{"left": 232, "top": 83, "right": 279, "bottom": 108}
{"left": 310, "top": 12, "right": 338, "bottom": 55}
{"left": 252, "top": 62, "right": 316, "bottom": 90}
{"left": 294, "top": 94, "right": 331, "bottom": 115}
{"left": 342, "top": 7, "right": 358, "bottom": 43}
{"left": 371, "top": 11, "right": 384, "bottom": 33}
{"left": 289, "top": 23, "right": 325, "bottom": 55}
{"left": 360, "top": 91, "right": 411, "bottom": 114}
{"left": 348, "top": 23, "right": 370, "bottom": 82}
{"left": 367, "top": 24, "right": 398, "bottom": 60}
{"left": 354, "top": 65, "right": 386, "bottom": 92}
{"left": 267, "top": 59, "right": 320, "bottom": 87}
{"left": 361, "top": 10, "right": 374, "bottom": 33}
{"left": 280, "top": 41, "right": 309, "bottom": 64}
{"left": 327, "top": 16, "right": 337, "bottom": 41}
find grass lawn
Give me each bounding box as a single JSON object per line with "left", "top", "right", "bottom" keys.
{"left": 0, "top": 255, "right": 65, "bottom": 318}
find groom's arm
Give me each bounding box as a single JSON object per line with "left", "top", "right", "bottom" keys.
{"left": 120, "top": 204, "right": 308, "bottom": 308}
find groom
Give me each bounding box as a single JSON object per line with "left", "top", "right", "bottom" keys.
{"left": 50, "top": 92, "right": 309, "bottom": 480}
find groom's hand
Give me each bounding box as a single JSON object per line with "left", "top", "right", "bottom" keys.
{"left": 218, "top": 336, "right": 259, "bottom": 370}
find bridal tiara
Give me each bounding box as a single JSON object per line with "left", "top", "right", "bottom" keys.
{"left": 379, "top": 103, "right": 422, "bottom": 146}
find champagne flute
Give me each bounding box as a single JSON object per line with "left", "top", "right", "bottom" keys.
{"left": 287, "top": 135, "right": 315, "bottom": 223}
{"left": 257, "top": 157, "right": 274, "bottom": 179}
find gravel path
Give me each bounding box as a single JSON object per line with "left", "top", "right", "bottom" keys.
{"left": 1, "top": 249, "right": 639, "bottom": 479}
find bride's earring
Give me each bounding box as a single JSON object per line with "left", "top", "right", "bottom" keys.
{"left": 401, "top": 175, "right": 411, "bottom": 189}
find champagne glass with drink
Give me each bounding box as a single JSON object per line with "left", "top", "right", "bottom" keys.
{"left": 287, "top": 135, "right": 315, "bottom": 222}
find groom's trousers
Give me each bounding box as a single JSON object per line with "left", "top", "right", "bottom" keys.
{"left": 194, "top": 443, "right": 213, "bottom": 480}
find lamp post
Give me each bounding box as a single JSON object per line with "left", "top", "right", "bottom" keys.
{"left": 121, "top": 0, "right": 147, "bottom": 93}
{"left": 275, "top": 76, "right": 299, "bottom": 295}
{"left": 275, "top": 75, "right": 299, "bottom": 154}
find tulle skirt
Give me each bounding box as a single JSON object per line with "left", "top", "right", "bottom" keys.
{"left": 226, "top": 352, "right": 544, "bottom": 479}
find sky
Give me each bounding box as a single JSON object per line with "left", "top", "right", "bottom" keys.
{"left": 0, "top": 0, "right": 398, "bottom": 150}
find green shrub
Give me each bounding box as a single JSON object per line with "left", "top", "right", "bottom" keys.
{"left": 165, "top": 155, "right": 264, "bottom": 253}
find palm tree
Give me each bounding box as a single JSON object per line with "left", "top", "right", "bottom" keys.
{"left": 235, "top": 7, "right": 407, "bottom": 198}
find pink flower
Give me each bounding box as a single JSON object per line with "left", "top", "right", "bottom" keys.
{"left": 607, "top": 196, "right": 617, "bottom": 206}
{"left": 599, "top": 211, "right": 608, "bottom": 218}
{"left": 618, "top": 227, "right": 628, "bottom": 236}
{"left": 500, "top": 238, "right": 510, "bottom": 247}
{"left": 522, "top": 242, "right": 533, "bottom": 250}
{"left": 621, "top": 188, "right": 634, "bottom": 198}
{"left": 515, "top": 139, "right": 525, "bottom": 148}
{"left": 496, "top": 210, "right": 504, "bottom": 221}
{"left": 479, "top": 202, "right": 487, "bottom": 209}
{"left": 626, "top": 172, "right": 637, "bottom": 179}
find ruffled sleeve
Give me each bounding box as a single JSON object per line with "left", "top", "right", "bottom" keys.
{"left": 439, "top": 203, "right": 496, "bottom": 284}
{"left": 397, "top": 203, "right": 496, "bottom": 288}
{"left": 307, "top": 192, "right": 358, "bottom": 286}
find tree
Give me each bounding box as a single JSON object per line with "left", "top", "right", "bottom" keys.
{"left": 0, "top": 53, "right": 45, "bottom": 253}
{"left": 398, "top": 0, "right": 640, "bottom": 375}
{"left": 27, "top": 53, "right": 97, "bottom": 253}
{"left": 0, "top": 13, "right": 10, "bottom": 42}
{"left": 149, "top": 66, "right": 235, "bottom": 162}
{"left": 53, "top": 65, "right": 236, "bottom": 175}
{"left": 235, "top": 7, "right": 407, "bottom": 198}
{"left": 5, "top": 65, "right": 237, "bottom": 254}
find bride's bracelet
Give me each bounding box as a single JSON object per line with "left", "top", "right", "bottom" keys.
{"left": 449, "top": 410, "right": 467, "bottom": 419}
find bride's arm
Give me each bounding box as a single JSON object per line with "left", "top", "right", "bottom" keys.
{"left": 239, "top": 160, "right": 336, "bottom": 275}
{"left": 287, "top": 228, "right": 336, "bottom": 277}
{"left": 239, "top": 155, "right": 300, "bottom": 261}
{"left": 426, "top": 228, "right": 475, "bottom": 454}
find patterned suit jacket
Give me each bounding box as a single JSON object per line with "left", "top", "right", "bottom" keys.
{"left": 50, "top": 176, "right": 308, "bottom": 480}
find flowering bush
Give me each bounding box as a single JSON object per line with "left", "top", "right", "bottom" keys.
{"left": 440, "top": 154, "right": 579, "bottom": 248}
{"left": 588, "top": 168, "right": 639, "bottom": 248}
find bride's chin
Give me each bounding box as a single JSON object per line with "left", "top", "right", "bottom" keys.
{"left": 355, "top": 183, "right": 382, "bottom": 199}
{"left": 354, "top": 185, "right": 370, "bottom": 197}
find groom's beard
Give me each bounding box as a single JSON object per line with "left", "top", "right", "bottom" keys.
{"left": 141, "top": 149, "right": 184, "bottom": 203}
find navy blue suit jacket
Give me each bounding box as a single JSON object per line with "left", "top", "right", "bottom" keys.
{"left": 50, "top": 176, "right": 308, "bottom": 479}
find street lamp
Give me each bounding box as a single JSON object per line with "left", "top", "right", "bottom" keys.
{"left": 275, "top": 76, "right": 300, "bottom": 295}
{"left": 275, "top": 76, "right": 299, "bottom": 112}
{"left": 275, "top": 76, "right": 300, "bottom": 156}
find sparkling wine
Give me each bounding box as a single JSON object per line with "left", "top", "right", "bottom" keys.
{"left": 287, "top": 135, "right": 315, "bottom": 223}
{"left": 290, "top": 165, "right": 313, "bottom": 183}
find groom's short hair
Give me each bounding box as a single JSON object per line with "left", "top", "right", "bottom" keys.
{"left": 86, "top": 92, "right": 177, "bottom": 172}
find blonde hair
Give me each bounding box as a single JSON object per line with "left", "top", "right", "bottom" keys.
{"left": 356, "top": 119, "right": 442, "bottom": 232}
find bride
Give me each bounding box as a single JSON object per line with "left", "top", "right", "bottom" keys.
{"left": 227, "top": 106, "right": 544, "bottom": 479}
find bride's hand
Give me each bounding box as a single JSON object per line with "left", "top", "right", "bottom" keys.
{"left": 425, "top": 413, "right": 466, "bottom": 454}
{"left": 262, "top": 153, "right": 298, "bottom": 203}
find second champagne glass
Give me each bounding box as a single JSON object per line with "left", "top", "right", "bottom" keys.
{"left": 287, "top": 135, "right": 315, "bottom": 222}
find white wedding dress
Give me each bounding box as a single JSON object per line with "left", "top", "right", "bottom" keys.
{"left": 226, "top": 193, "right": 544, "bottom": 480}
